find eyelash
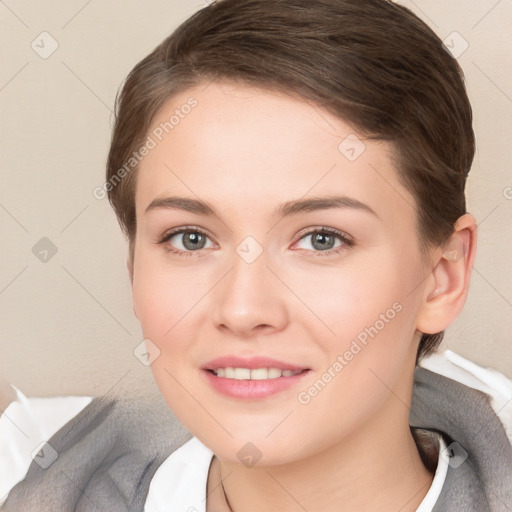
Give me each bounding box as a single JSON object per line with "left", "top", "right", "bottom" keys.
{"left": 157, "top": 226, "right": 212, "bottom": 258}
{"left": 157, "top": 226, "right": 354, "bottom": 258}
{"left": 294, "top": 226, "right": 354, "bottom": 257}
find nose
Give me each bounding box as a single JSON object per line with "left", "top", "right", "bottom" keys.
{"left": 211, "top": 250, "right": 289, "bottom": 338}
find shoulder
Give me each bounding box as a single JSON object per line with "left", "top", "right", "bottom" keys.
{"left": 2, "top": 392, "right": 191, "bottom": 511}
{"left": 417, "top": 349, "right": 512, "bottom": 441}
{"left": 411, "top": 350, "right": 512, "bottom": 511}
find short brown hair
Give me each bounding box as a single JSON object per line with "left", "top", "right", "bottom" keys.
{"left": 106, "top": 0, "right": 475, "bottom": 362}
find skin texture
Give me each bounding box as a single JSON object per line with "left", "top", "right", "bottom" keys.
{"left": 129, "top": 82, "right": 476, "bottom": 511}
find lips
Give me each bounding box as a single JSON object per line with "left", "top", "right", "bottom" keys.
{"left": 202, "top": 356, "right": 311, "bottom": 399}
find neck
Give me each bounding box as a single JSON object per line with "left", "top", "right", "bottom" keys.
{"left": 207, "top": 377, "right": 435, "bottom": 512}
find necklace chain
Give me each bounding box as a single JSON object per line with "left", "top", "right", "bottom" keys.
{"left": 219, "top": 458, "right": 234, "bottom": 512}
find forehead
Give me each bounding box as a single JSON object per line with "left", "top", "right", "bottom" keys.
{"left": 135, "top": 81, "right": 416, "bottom": 225}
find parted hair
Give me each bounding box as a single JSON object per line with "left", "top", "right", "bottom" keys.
{"left": 106, "top": 0, "right": 475, "bottom": 362}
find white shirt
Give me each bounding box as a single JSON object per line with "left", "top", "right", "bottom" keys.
{"left": 1, "top": 350, "right": 511, "bottom": 511}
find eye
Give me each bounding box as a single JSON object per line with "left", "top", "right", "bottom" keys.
{"left": 293, "top": 227, "right": 353, "bottom": 255}
{"left": 158, "top": 227, "right": 215, "bottom": 256}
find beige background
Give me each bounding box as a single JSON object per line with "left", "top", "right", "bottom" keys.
{"left": 1, "top": 0, "right": 511, "bottom": 398}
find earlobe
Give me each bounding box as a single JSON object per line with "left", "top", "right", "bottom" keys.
{"left": 416, "top": 214, "right": 477, "bottom": 335}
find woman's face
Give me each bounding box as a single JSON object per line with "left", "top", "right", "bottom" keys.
{"left": 131, "top": 81, "right": 430, "bottom": 465}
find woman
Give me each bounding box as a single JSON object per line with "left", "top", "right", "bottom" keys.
{"left": 2, "top": 0, "right": 512, "bottom": 510}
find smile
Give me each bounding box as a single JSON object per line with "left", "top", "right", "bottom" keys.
{"left": 211, "top": 367, "right": 304, "bottom": 379}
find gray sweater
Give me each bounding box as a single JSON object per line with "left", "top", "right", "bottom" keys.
{"left": 3, "top": 367, "right": 512, "bottom": 511}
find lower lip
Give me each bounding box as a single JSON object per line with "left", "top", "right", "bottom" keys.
{"left": 203, "top": 369, "right": 311, "bottom": 399}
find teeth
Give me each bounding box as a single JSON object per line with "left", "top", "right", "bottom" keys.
{"left": 233, "top": 368, "right": 251, "bottom": 380}
{"left": 213, "top": 367, "right": 303, "bottom": 380}
{"left": 251, "top": 368, "right": 269, "bottom": 380}
{"left": 268, "top": 368, "right": 282, "bottom": 379}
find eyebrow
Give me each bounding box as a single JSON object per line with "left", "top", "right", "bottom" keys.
{"left": 144, "top": 195, "right": 378, "bottom": 219}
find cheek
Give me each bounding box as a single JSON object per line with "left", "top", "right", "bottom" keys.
{"left": 131, "top": 255, "right": 216, "bottom": 397}
{"left": 131, "top": 259, "right": 208, "bottom": 414}
{"left": 282, "top": 250, "right": 421, "bottom": 392}
{"left": 132, "top": 272, "right": 173, "bottom": 340}
{"left": 282, "top": 251, "right": 413, "bottom": 340}
{"left": 132, "top": 253, "right": 207, "bottom": 340}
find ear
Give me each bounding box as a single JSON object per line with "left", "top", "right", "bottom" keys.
{"left": 416, "top": 213, "right": 477, "bottom": 335}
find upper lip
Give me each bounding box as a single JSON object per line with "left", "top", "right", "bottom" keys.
{"left": 203, "top": 356, "right": 309, "bottom": 371}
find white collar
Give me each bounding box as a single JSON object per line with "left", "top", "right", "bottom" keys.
{"left": 145, "top": 436, "right": 213, "bottom": 512}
